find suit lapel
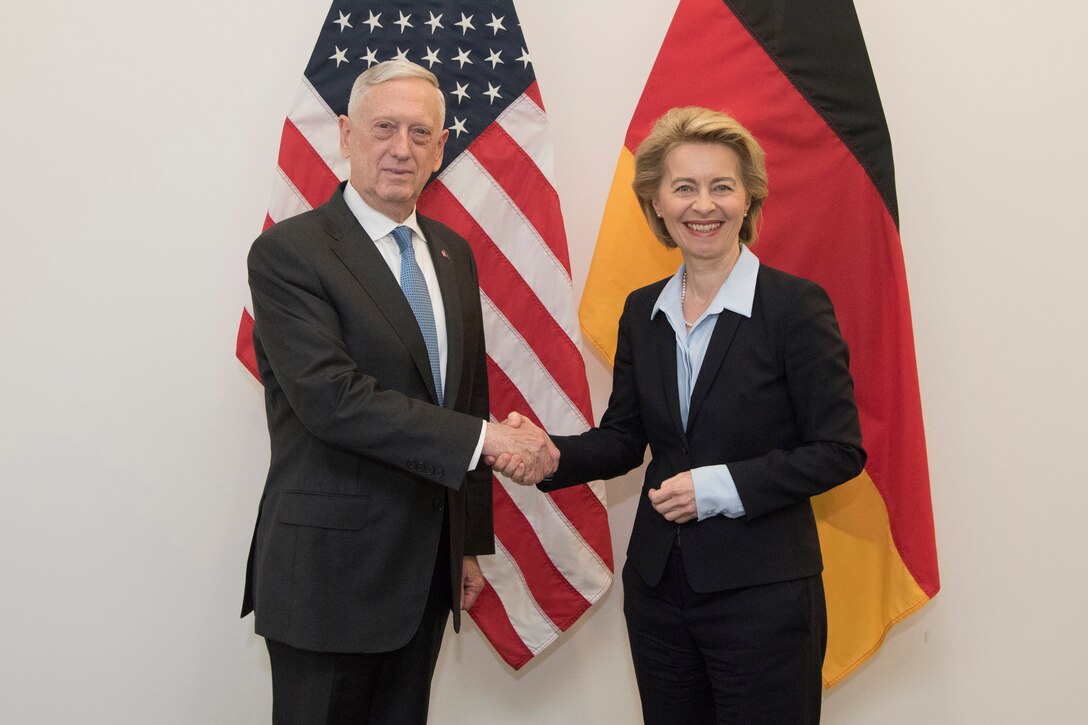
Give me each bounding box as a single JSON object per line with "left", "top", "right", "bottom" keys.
{"left": 323, "top": 191, "right": 440, "bottom": 404}
{"left": 652, "top": 311, "right": 686, "bottom": 437}
{"left": 687, "top": 310, "right": 742, "bottom": 431}
{"left": 420, "top": 217, "right": 463, "bottom": 409}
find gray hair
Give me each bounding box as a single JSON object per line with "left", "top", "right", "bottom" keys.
{"left": 345, "top": 59, "right": 446, "bottom": 122}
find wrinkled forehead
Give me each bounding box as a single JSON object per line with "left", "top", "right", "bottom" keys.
{"left": 355, "top": 77, "right": 445, "bottom": 128}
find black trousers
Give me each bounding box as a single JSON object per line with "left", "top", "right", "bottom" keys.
{"left": 266, "top": 524, "right": 452, "bottom": 725}
{"left": 623, "top": 544, "right": 827, "bottom": 725}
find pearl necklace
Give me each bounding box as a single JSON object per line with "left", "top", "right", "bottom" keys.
{"left": 680, "top": 270, "right": 695, "bottom": 329}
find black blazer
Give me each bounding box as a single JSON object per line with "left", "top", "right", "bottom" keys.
{"left": 242, "top": 185, "right": 493, "bottom": 653}
{"left": 544, "top": 263, "right": 864, "bottom": 592}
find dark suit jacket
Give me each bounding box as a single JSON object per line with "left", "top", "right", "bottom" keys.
{"left": 544, "top": 263, "right": 864, "bottom": 592}
{"left": 242, "top": 185, "right": 494, "bottom": 653}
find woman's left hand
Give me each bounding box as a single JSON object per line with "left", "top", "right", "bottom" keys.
{"left": 648, "top": 471, "right": 698, "bottom": 523}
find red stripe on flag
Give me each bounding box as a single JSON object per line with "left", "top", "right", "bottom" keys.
{"left": 523, "top": 80, "right": 544, "bottom": 110}
{"left": 262, "top": 213, "right": 275, "bottom": 231}
{"left": 467, "top": 583, "right": 534, "bottom": 670}
{"left": 487, "top": 360, "right": 614, "bottom": 574}
{"left": 491, "top": 478, "right": 593, "bottom": 627}
{"left": 419, "top": 182, "right": 593, "bottom": 421}
{"left": 486, "top": 352, "right": 537, "bottom": 423}
{"left": 236, "top": 309, "right": 259, "bottom": 380}
{"left": 469, "top": 121, "right": 571, "bottom": 274}
{"left": 276, "top": 119, "right": 340, "bottom": 210}
{"left": 485, "top": 363, "right": 598, "bottom": 624}
{"left": 545, "top": 485, "right": 614, "bottom": 573}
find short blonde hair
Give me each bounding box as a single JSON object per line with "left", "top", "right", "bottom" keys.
{"left": 632, "top": 107, "right": 768, "bottom": 248}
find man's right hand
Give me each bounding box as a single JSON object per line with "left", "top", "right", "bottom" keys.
{"left": 482, "top": 412, "right": 558, "bottom": 485}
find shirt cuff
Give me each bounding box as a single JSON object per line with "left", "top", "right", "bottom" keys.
{"left": 467, "top": 421, "right": 487, "bottom": 471}
{"left": 692, "top": 464, "right": 746, "bottom": 520}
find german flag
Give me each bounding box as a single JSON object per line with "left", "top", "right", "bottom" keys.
{"left": 580, "top": 0, "right": 939, "bottom": 686}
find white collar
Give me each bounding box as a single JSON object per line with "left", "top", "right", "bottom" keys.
{"left": 652, "top": 244, "right": 760, "bottom": 323}
{"left": 342, "top": 183, "right": 426, "bottom": 244}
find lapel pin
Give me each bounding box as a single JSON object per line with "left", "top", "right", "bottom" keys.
{"left": 440, "top": 249, "right": 450, "bottom": 260}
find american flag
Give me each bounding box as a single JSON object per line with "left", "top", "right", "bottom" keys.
{"left": 235, "top": 0, "right": 614, "bottom": 669}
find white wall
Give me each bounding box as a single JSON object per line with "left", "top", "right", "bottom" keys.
{"left": 2, "top": 0, "right": 1086, "bottom": 722}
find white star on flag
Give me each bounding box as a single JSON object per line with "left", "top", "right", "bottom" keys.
{"left": 453, "top": 47, "right": 472, "bottom": 68}
{"left": 422, "top": 47, "right": 441, "bottom": 68}
{"left": 455, "top": 13, "right": 475, "bottom": 34}
{"left": 486, "top": 14, "right": 506, "bottom": 34}
{"left": 329, "top": 46, "right": 348, "bottom": 66}
{"left": 448, "top": 116, "right": 468, "bottom": 138}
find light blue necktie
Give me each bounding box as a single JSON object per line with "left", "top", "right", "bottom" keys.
{"left": 392, "top": 225, "right": 443, "bottom": 405}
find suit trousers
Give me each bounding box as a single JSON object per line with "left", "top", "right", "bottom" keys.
{"left": 622, "top": 542, "right": 826, "bottom": 725}
{"left": 266, "top": 518, "right": 453, "bottom": 725}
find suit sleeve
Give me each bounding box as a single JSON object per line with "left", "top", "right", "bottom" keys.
{"left": 541, "top": 297, "right": 648, "bottom": 491}
{"left": 248, "top": 230, "right": 484, "bottom": 490}
{"left": 729, "top": 280, "right": 866, "bottom": 519}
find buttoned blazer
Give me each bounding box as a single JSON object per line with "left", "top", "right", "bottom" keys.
{"left": 544, "top": 263, "right": 865, "bottom": 592}
{"left": 242, "top": 185, "right": 494, "bottom": 653}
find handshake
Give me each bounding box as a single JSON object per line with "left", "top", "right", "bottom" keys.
{"left": 481, "top": 412, "right": 559, "bottom": 486}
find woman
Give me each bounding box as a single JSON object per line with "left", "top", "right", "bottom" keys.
{"left": 504, "top": 106, "right": 864, "bottom": 723}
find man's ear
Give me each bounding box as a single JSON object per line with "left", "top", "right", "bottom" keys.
{"left": 338, "top": 115, "right": 352, "bottom": 159}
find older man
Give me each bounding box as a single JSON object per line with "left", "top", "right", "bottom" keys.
{"left": 242, "top": 60, "right": 556, "bottom": 724}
